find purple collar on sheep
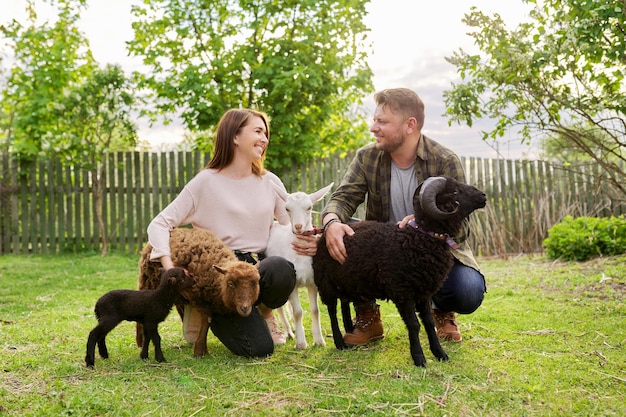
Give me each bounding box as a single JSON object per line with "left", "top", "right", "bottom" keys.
{"left": 407, "top": 219, "right": 459, "bottom": 249}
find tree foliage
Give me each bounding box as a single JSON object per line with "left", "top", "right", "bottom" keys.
{"left": 0, "top": 0, "right": 95, "bottom": 160}
{"left": 0, "top": 0, "right": 139, "bottom": 256}
{"left": 444, "top": 0, "right": 626, "bottom": 195}
{"left": 54, "top": 64, "right": 138, "bottom": 256}
{"left": 127, "top": 0, "right": 374, "bottom": 170}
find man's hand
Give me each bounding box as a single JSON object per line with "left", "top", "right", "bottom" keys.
{"left": 324, "top": 221, "right": 354, "bottom": 264}
{"left": 397, "top": 214, "right": 414, "bottom": 228}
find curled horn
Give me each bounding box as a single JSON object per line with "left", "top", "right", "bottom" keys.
{"left": 418, "top": 177, "right": 458, "bottom": 220}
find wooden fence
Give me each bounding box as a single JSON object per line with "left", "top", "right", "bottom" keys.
{"left": 1, "top": 152, "right": 624, "bottom": 256}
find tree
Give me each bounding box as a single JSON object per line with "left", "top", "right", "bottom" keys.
{"left": 1, "top": 1, "right": 138, "bottom": 256}
{"left": 0, "top": 0, "right": 95, "bottom": 160}
{"left": 53, "top": 64, "right": 138, "bottom": 256}
{"left": 443, "top": 0, "right": 626, "bottom": 196}
{"left": 127, "top": 0, "right": 373, "bottom": 171}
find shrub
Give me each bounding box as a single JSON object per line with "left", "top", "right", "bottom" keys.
{"left": 543, "top": 215, "right": 626, "bottom": 261}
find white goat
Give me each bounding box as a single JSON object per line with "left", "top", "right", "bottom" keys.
{"left": 266, "top": 182, "right": 334, "bottom": 349}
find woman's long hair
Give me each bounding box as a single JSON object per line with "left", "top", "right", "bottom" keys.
{"left": 206, "top": 108, "right": 270, "bottom": 176}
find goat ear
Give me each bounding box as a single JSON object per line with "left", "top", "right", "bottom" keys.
{"left": 309, "top": 182, "right": 334, "bottom": 203}
{"left": 213, "top": 265, "right": 227, "bottom": 275}
{"left": 270, "top": 181, "right": 289, "bottom": 202}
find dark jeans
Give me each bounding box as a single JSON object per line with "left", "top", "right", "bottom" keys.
{"left": 432, "top": 260, "right": 486, "bottom": 314}
{"left": 209, "top": 256, "right": 296, "bottom": 357}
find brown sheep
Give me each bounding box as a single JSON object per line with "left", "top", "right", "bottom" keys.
{"left": 137, "top": 228, "right": 261, "bottom": 357}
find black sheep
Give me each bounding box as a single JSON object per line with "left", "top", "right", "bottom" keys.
{"left": 85, "top": 267, "right": 195, "bottom": 368}
{"left": 313, "top": 176, "right": 487, "bottom": 367}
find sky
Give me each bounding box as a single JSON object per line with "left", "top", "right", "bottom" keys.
{"left": 2, "top": 0, "right": 539, "bottom": 159}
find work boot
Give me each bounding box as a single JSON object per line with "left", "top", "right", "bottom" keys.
{"left": 264, "top": 314, "right": 287, "bottom": 345}
{"left": 343, "top": 303, "right": 384, "bottom": 346}
{"left": 432, "top": 310, "right": 462, "bottom": 342}
{"left": 182, "top": 305, "right": 201, "bottom": 343}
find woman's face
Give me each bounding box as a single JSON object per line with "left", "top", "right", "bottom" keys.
{"left": 234, "top": 116, "right": 269, "bottom": 161}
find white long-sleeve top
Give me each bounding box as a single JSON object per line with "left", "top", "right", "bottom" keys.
{"left": 147, "top": 168, "right": 289, "bottom": 259}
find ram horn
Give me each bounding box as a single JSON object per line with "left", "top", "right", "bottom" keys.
{"left": 419, "top": 177, "right": 458, "bottom": 220}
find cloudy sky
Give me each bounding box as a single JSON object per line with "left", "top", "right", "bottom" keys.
{"left": 3, "top": 0, "right": 539, "bottom": 159}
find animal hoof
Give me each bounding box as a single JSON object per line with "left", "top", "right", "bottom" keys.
{"left": 413, "top": 355, "right": 427, "bottom": 367}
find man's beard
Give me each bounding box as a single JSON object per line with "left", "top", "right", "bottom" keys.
{"left": 376, "top": 135, "right": 403, "bottom": 153}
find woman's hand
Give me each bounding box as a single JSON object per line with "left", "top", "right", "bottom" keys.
{"left": 292, "top": 234, "right": 319, "bottom": 257}
{"left": 160, "top": 255, "right": 174, "bottom": 270}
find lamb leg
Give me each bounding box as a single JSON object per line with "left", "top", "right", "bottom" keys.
{"left": 396, "top": 301, "right": 427, "bottom": 367}
{"left": 417, "top": 300, "right": 449, "bottom": 362}
{"left": 326, "top": 299, "right": 349, "bottom": 350}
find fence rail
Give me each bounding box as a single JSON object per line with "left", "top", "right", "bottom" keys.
{"left": 1, "top": 152, "right": 624, "bottom": 256}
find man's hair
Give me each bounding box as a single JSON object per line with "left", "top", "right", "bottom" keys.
{"left": 374, "top": 88, "right": 425, "bottom": 130}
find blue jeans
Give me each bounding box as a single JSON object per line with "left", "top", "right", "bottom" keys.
{"left": 209, "top": 256, "right": 296, "bottom": 357}
{"left": 432, "top": 260, "right": 486, "bottom": 314}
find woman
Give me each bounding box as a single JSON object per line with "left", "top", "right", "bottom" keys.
{"left": 147, "top": 108, "right": 316, "bottom": 357}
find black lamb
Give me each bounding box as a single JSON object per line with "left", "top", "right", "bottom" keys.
{"left": 85, "top": 267, "right": 195, "bottom": 368}
{"left": 313, "top": 176, "right": 487, "bottom": 367}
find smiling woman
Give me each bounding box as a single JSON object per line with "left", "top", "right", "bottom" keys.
{"left": 143, "top": 107, "right": 322, "bottom": 358}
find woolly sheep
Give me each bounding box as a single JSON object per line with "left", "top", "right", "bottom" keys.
{"left": 313, "top": 176, "right": 487, "bottom": 367}
{"left": 85, "top": 267, "right": 195, "bottom": 368}
{"left": 137, "top": 228, "right": 261, "bottom": 357}
{"left": 265, "top": 182, "right": 333, "bottom": 349}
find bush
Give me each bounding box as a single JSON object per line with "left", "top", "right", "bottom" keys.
{"left": 542, "top": 215, "right": 626, "bottom": 261}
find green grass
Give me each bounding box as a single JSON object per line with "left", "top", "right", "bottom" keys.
{"left": 1, "top": 252, "right": 624, "bottom": 416}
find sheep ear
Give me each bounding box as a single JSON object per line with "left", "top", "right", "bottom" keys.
{"left": 308, "top": 182, "right": 334, "bottom": 203}
{"left": 213, "top": 265, "right": 227, "bottom": 275}
{"left": 270, "top": 181, "right": 290, "bottom": 202}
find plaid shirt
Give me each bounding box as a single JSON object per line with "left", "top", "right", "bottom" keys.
{"left": 323, "top": 134, "right": 480, "bottom": 271}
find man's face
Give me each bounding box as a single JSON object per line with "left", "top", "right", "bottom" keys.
{"left": 369, "top": 104, "right": 405, "bottom": 153}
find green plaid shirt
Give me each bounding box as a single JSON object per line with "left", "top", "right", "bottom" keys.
{"left": 323, "top": 134, "right": 480, "bottom": 271}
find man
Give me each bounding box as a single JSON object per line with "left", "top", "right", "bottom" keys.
{"left": 321, "top": 88, "right": 486, "bottom": 345}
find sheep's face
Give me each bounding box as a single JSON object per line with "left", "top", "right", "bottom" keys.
{"left": 159, "top": 267, "right": 196, "bottom": 292}
{"left": 414, "top": 177, "right": 486, "bottom": 234}
{"left": 168, "top": 267, "right": 196, "bottom": 292}
{"left": 213, "top": 263, "right": 260, "bottom": 317}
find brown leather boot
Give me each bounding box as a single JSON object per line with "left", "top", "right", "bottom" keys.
{"left": 343, "top": 303, "right": 384, "bottom": 346}
{"left": 432, "top": 310, "right": 462, "bottom": 342}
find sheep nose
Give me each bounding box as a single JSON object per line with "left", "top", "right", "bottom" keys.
{"left": 295, "top": 224, "right": 303, "bottom": 232}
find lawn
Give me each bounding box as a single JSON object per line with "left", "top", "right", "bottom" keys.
{"left": 0, "top": 252, "right": 624, "bottom": 416}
